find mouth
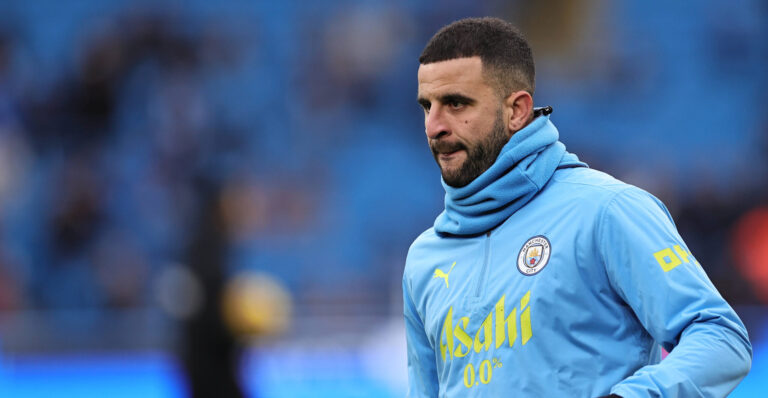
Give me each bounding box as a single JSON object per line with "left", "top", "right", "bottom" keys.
{"left": 438, "top": 149, "right": 463, "bottom": 161}
{"left": 431, "top": 140, "right": 466, "bottom": 163}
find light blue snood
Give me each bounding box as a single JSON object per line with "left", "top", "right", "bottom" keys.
{"left": 434, "top": 115, "right": 586, "bottom": 236}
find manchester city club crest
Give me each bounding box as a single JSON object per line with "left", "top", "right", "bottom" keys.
{"left": 517, "top": 235, "right": 551, "bottom": 276}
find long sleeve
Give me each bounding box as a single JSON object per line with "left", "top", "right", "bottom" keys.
{"left": 403, "top": 274, "right": 439, "bottom": 398}
{"left": 597, "top": 188, "right": 752, "bottom": 397}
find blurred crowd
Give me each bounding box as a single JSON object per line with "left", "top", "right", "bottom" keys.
{"left": 0, "top": 0, "right": 765, "bottom": 358}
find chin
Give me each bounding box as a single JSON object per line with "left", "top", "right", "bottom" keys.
{"left": 440, "top": 172, "right": 465, "bottom": 187}
{"left": 439, "top": 167, "right": 459, "bottom": 180}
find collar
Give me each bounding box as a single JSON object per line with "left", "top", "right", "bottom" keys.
{"left": 434, "top": 114, "right": 586, "bottom": 236}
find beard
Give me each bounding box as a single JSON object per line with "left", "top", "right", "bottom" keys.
{"left": 430, "top": 110, "right": 509, "bottom": 188}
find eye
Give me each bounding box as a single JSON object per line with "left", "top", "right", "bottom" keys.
{"left": 448, "top": 99, "right": 464, "bottom": 110}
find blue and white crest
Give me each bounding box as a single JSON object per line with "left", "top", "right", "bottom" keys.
{"left": 517, "top": 236, "right": 551, "bottom": 276}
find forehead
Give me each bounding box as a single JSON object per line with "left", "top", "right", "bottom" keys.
{"left": 417, "top": 57, "right": 489, "bottom": 97}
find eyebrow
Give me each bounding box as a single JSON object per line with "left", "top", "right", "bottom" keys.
{"left": 417, "top": 93, "right": 476, "bottom": 109}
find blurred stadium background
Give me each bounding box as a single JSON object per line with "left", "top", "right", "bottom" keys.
{"left": 0, "top": 0, "right": 765, "bottom": 397}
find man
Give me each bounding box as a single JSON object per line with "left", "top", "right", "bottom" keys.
{"left": 403, "top": 17, "right": 751, "bottom": 397}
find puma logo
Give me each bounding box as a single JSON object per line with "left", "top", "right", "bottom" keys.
{"left": 433, "top": 262, "right": 457, "bottom": 288}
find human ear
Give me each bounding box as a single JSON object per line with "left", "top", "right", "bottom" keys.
{"left": 504, "top": 91, "right": 534, "bottom": 134}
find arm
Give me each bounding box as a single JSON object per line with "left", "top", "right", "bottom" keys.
{"left": 597, "top": 188, "right": 752, "bottom": 398}
{"left": 403, "top": 274, "right": 439, "bottom": 398}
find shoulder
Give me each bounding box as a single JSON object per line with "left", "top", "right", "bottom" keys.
{"left": 552, "top": 168, "right": 676, "bottom": 240}
{"left": 552, "top": 167, "right": 629, "bottom": 194}
{"left": 550, "top": 167, "right": 663, "bottom": 208}
{"left": 409, "top": 227, "right": 440, "bottom": 252}
{"left": 539, "top": 167, "right": 673, "bottom": 234}
{"left": 404, "top": 228, "right": 440, "bottom": 278}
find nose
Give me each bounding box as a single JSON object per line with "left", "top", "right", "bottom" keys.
{"left": 425, "top": 107, "right": 450, "bottom": 140}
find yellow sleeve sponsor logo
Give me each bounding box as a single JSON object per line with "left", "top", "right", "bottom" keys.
{"left": 653, "top": 244, "right": 700, "bottom": 272}
{"left": 439, "top": 291, "right": 532, "bottom": 389}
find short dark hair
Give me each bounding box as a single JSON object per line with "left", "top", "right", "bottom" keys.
{"left": 419, "top": 17, "right": 535, "bottom": 97}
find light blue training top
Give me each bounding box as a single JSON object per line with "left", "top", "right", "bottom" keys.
{"left": 403, "top": 114, "right": 752, "bottom": 397}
